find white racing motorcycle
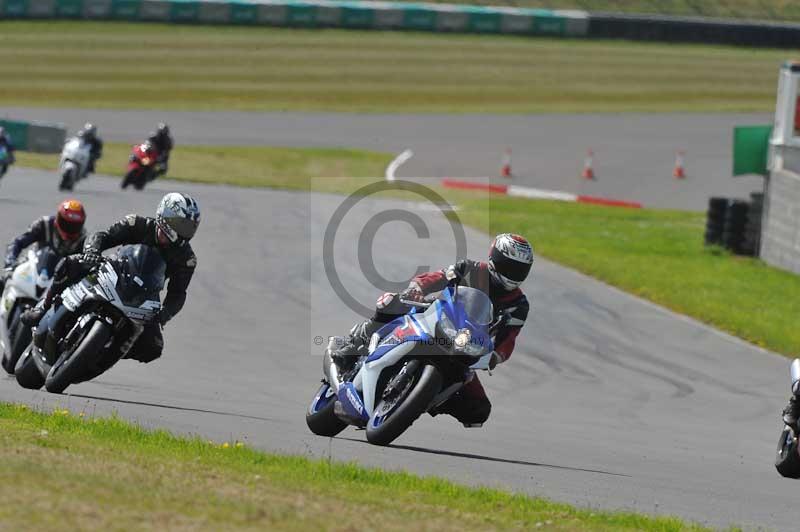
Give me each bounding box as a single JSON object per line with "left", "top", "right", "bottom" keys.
{"left": 58, "top": 136, "right": 92, "bottom": 191}
{"left": 0, "top": 247, "right": 59, "bottom": 374}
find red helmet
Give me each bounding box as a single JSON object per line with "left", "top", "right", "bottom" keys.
{"left": 55, "top": 199, "right": 86, "bottom": 241}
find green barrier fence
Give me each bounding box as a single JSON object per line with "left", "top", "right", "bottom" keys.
{"left": 0, "top": 120, "right": 29, "bottom": 151}
{"left": 0, "top": 0, "right": 589, "bottom": 38}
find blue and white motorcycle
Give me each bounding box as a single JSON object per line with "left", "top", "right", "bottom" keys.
{"left": 306, "top": 282, "right": 496, "bottom": 446}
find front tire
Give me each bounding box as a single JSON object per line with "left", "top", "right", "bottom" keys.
{"left": 776, "top": 425, "right": 800, "bottom": 478}
{"left": 3, "top": 305, "right": 32, "bottom": 375}
{"left": 366, "top": 364, "right": 442, "bottom": 446}
{"left": 306, "top": 383, "right": 348, "bottom": 437}
{"left": 45, "top": 320, "right": 112, "bottom": 394}
{"left": 14, "top": 349, "right": 44, "bottom": 390}
{"left": 59, "top": 168, "right": 75, "bottom": 191}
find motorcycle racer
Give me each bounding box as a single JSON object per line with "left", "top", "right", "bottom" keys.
{"left": 77, "top": 123, "right": 103, "bottom": 174}
{"left": 1, "top": 200, "right": 87, "bottom": 293}
{"left": 23, "top": 193, "right": 200, "bottom": 364}
{"left": 333, "top": 233, "right": 533, "bottom": 427}
{"left": 147, "top": 123, "right": 174, "bottom": 177}
{"left": 0, "top": 126, "right": 16, "bottom": 177}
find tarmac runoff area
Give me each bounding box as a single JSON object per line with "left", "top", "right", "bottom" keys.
{"left": 0, "top": 166, "right": 796, "bottom": 530}
{"left": 0, "top": 106, "right": 772, "bottom": 210}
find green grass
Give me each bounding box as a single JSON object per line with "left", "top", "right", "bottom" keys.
{"left": 16, "top": 143, "right": 393, "bottom": 192}
{"left": 456, "top": 196, "right": 800, "bottom": 355}
{"left": 1, "top": 21, "right": 797, "bottom": 113}
{"left": 398, "top": 0, "right": 800, "bottom": 22}
{"left": 0, "top": 402, "right": 717, "bottom": 531}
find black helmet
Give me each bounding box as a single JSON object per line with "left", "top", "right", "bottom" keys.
{"left": 156, "top": 122, "right": 170, "bottom": 136}
{"left": 488, "top": 234, "right": 533, "bottom": 291}
{"left": 79, "top": 122, "right": 97, "bottom": 140}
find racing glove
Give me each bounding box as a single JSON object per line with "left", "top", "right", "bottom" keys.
{"left": 81, "top": 251, "right": 103, "bottom": 268}
{"left": 400, "top": 287, "right": 425, "bottom": 304}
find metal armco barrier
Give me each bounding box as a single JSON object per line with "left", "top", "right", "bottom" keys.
{"left": 0, "top": 119, "right": 65, "bottom": 153}
{"left": 0, "top": 0, "right": 589, "bottom": 37}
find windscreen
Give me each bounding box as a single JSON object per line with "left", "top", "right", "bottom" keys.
{"left": 114, "top": 245, "right": 166, "bottom": 306}
{"left": 34, "top": 247, "right": 60, "bottom": 277}
{"left": 442, "top": 286, "right": 493, "bottom": 327}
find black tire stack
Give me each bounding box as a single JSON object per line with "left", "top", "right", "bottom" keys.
{"left": 705, "top": 194, "right": 763, "bottom": 256}
{"left": 704, "top": 197, "right": 728, "bottom": 246}
{"left": 742, "top": 193, "right": 764, "bottom": 256}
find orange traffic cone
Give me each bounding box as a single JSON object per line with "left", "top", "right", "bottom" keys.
{"left": 501, "top": 148, "right": 512, "bottom": 178}
{"left": 673, "top": 150, "right": 686, "bottom": 179}
{"left": 581, "top": 149, "right": 595, "bottom": 180}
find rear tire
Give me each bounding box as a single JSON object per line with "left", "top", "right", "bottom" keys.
{"left": 776, "top": 425, "right": 800, "bottom": 478}
{"left": 366, "top": 364, "right": 442, "bottom": 446}
{"left": 3, "top": 305, "right": 32, "bottom": 375}
{"left": 45, "top": 320, "right": 112, "bottom": 394}
{"left": 306, "top": 383, "right": 348, "bottom": 437}
{"left": 14, "top": 350, "right": 44, "bottom": 390}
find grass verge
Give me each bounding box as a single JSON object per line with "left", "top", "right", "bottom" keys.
{"left": 0, "top": 402, "right": 715, "bottom": 531}
{"left": 0, "top": 20, "right": 796, "bottom": 113}
{"left": 456, "top": 196, "right": 800, "bottom": 355}
{"left": 16, "top": 143, "right": 393, "bottom": 192}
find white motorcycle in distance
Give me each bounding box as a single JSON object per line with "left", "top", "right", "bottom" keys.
{"left": 58, "top": 136, "right": 92, "bottom": 191}
{"left": 0, "top": 247, "right": 59, "bottom": 374}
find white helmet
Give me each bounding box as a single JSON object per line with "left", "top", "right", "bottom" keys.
{"left": 488, "top": 233, "right": 533, "bottom": 290}
{"left": 156, "top": 192, "right": 200, "bottom": 244}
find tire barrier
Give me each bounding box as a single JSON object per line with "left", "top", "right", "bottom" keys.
{"left": 722, "top": 200, "right": 750, "bottom": 255}
{"left": 706, "top": 195, "right": 762, "bottom": 257}
{"left": 704, "top": 197, "right": 728, "bottom": 247}
{"left": 588, "top": 13, "right": 800, "bottom": 49}
{"left": 0, "top": 0, "right": 589, "bottom": 38}
{"left": 0, "top": 119, "right": 66, "bottom": 154}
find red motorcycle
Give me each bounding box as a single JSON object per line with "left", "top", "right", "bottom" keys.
{"left": 121, "top": 142, "right": 161, "bottom": 190}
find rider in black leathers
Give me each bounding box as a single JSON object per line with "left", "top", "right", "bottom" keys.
{"left": 77, "top": 123, "right": 103, "bottom": 174}
{"left": 24, "top": 193, "right": 200, "bottom": 363}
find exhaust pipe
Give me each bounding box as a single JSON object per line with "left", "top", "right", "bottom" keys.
{"left": 791, "top": 359, "right": 800, "bottom": 396}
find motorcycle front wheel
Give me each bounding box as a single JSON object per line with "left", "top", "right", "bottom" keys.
{"left": 366, "top": 363, "right": 442, "bottom": 446}
{"left": 59, "top": 168, "right": 75, "bottom": 191}
{"left": 3, "top": 305, "right": 32, "bottom": 375}
{"left": 306, "top": 382, "right": 348, "bottom": 437}
{"left": 776, "top": 425, "right": 800, "bottom": 478}
{"left": 45, "top": 320, "right": 112, "bottom": 394}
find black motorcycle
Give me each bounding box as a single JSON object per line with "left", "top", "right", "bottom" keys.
{"left": 15, "top": 245, "right": 165, "bottom": 393}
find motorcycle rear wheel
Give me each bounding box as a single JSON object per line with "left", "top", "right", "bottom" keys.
{"left": 776, "top": 425, "right": 800, "bottom": 478}
{"left": 15, "top": 350, "right": 44, "bottom": 390}
{"left": 366, "top": 363, "right": 442, "bottom": 446}
{"left": 45, "top": 320, "right": 111, "bottom": 394}
{"left": 306, "top": 382, "right": 348, "bottom": 437}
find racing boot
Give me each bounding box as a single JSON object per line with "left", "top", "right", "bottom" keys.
{"left": 784, "top": 395, "right": 800, "bottom": 428}
{"left": 332, "top": 319, "right": 380, "bottom": 373}
{"left": 20, "top": 277, "right": 63, "bottom": 327}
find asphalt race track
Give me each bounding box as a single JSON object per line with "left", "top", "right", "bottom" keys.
{"left": 0, "top": 166, "right": 795, "bottom": 530}
{"left": 0, "top": 106, "right": 770, "bottom": 210}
